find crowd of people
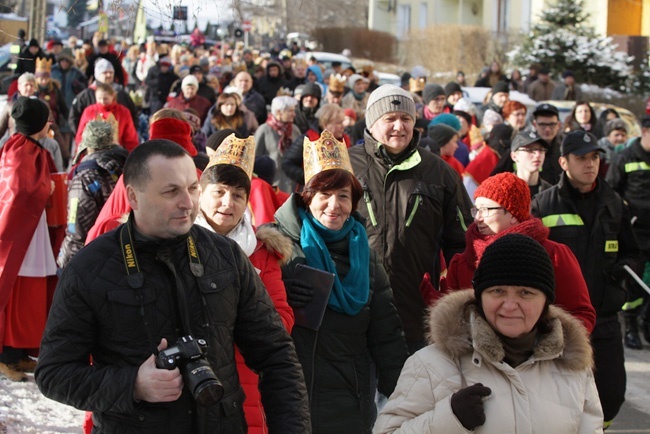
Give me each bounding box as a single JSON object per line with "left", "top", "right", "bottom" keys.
{"left": 1, "top": 28, "right": 650, "bottom": 433}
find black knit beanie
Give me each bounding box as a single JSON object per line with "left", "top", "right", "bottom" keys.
{"left": 444, "top": 81, "right": 462, "bottom": 97}
{"left": 206, "top": 129, "right": 237, "bottom": 151}
{"left": 12, "top": 97, "right": 50, "bottom": 136}
{"left": 422, "top": 84, "right": 445, "bottom": 105}
{"left": 491, "top": 81, "right": 510, "bottom": 95}
{"left": 427, "top": 124, "right": 457, "bottom": 151}
{"left": 473, "top": 233, "right": 555, "bottom": 303}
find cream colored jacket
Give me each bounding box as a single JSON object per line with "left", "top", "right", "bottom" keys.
{"left": 374, "top": 290, "right": 603, "bottom": 434}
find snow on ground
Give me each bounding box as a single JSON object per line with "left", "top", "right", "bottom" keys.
{"left": 0, "top": 374, "right": 84, "bottom": 433}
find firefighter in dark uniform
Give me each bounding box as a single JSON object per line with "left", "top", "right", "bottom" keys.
{"left": 606, "top": 115, "right": 650, "bottom": 350}
{"left": 531, "top": 131, "right": 640, "bottom": 430}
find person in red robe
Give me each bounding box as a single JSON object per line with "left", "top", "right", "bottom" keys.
{"left": 0, "top": 97, "right": 57, "bottom": 381}
{"left": 76, "top": 82, "right": 139, "bottom": 152}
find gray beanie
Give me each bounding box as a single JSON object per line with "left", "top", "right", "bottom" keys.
{"left": 422, "top": 84, "right": 445, "bottom": 105}
{"left": 365, "top": 84, "right": 416, "bottom": 129}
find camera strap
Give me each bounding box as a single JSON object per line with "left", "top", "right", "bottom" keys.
{"left": 120, "top": 218, "right": 205, "bottom": 350}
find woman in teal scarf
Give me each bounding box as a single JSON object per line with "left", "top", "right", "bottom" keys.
{"left": 272, "top": 130, "right": 408, "bottom": 434}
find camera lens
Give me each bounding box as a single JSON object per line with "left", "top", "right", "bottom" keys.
{"left": 183, "top": 359, "right": 224, "bottom": 407}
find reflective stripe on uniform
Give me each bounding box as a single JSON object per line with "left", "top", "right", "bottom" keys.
{"left": 624, "top": 161, "right": 650, "bottom": 173}
{"left": 541, "top": 214, "right": 585, "bottom": 228}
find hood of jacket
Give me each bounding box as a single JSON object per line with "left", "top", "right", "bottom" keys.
{"left": 307, "top": 65, "right": 324, "bottom": 84}
{"left": 254, "top": 224, "right": 293, "bottom": 265}
{"left": 427, "top": 289, "right": 593, "bottom": 372}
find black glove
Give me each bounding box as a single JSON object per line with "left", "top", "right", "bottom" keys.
{"left": 284, "top": 278, "right": 314, "bottom": 308}
{"left": 450, "top": 383, "right": 492, "bottom": 430}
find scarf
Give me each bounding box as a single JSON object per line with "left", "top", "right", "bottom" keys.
{"left": 299, "top": 208, "right": 370, "bottom": 316}
{"left": 195, "top": 210, "right": 257, "bottom": 257}
{"left": 464, "top": 218, "right": 550, "bottom": 268}
{"left": 351, "top": 90, "right": 366, "bottom": 102}
{"left": 265, "top": 114, "right": 293, "bottom": 153}
{"left": 498, "top": 328, "right": 538, "bottom": 367}
{"left": 423, "top": 105, "right": 439, "bottom": 121}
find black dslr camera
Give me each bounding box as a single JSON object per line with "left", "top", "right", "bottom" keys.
{"left": 156, "top": 335, "right": 224, "bottom": 407}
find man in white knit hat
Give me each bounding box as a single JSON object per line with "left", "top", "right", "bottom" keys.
{"left": 348, "top": 84, "right": 473, "bottom": 352}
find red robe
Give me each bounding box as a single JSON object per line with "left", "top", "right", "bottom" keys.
{"left": 249, "top": 177, "right": 290, "bottom": 226}
{"left": 76, "top": 102, "right": 139, "bottom": 152}
{"left": 0, "top": 133, "right": 54, "bottom": 347}
{"left": 464, "top": 144, "right": 500, "bottom": 186}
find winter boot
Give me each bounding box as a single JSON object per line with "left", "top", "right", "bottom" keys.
{"left": 0, "top": 363, "right": 27, "bottom": 382}
{"left": 624, "top": 314, "right": 643, "bottom": 350}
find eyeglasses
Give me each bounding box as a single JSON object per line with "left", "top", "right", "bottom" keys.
{"left": 536, "top": 122, "right": 559, "bottom": 129}
{"left": 470, "top": 206, "right": 505, "bottom": 218}
{"left": 517, "top": 147, "right": 547, "bottom": 154}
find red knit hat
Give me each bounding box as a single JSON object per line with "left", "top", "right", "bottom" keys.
{"left": 149, "top": 118, "right": 197, "bottom": 157}
{"left": 474, "top": 172, "right": 530, "bottom": 222}
{"left": 343, "top": 108, "right": 357, "bottom": 121}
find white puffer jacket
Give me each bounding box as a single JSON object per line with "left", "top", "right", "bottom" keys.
{"left": 373, "top": 289, "right": 603, "bottom": 434}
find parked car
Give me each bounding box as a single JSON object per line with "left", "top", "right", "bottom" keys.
{"left": 294, "top": 51, "right": 352, "bottom": 71}
{"left": 462, "top": 86, "right": 537, "bottom": 113}
{"left": 540, "top": 100, "right": 642, "bottom": 137}
{"left": 376, "top": 72, "right": 401, "bottom": 87}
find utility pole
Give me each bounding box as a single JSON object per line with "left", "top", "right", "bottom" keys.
{"left": 29, "top": 0, "right": 46, "bottom": 43}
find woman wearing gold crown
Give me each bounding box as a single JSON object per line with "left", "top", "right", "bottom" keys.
{"left": 194, "top": 133, "right": 295, "bottom": 434}
{"left": 272, "top": 130, "right": 408, "bottom": 434}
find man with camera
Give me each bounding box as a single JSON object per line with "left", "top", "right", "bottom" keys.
{"left": 35, "top": 140, "right": 311, "bottom": 433}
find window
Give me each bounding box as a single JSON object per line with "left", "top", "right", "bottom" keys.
{"left": 419, "top": 3, "right": 428, "bottom": 29}
{"left": 397, "top": 4, "right": 411, "bottom": 39}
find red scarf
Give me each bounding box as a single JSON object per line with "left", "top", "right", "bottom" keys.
{"left": 463, "top": 218, "right": 550, "bottom": 268}
{"left": 265, "top": 114, "right": 293, "bottom": 152}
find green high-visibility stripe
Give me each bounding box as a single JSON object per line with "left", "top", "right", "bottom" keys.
{"left": 541, "top": 214, "right": 585, "bottom": 228}
{"left": 624, "top": 161, "right": 650, "bottom": 173}
{"left": 622, "top": 298, "right": 644, "bottom": 311}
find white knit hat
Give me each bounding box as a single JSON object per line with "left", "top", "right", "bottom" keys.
{"left": 182, "top": 74, "right": 199, "bottom": 88}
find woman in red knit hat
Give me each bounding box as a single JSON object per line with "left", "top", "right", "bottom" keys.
{"left": 442, "top": 172, "right": 597, "bottom": 333}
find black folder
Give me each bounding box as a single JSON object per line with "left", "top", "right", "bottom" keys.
{"left": 291, "top": 263, "right": 335, "bottom": 330}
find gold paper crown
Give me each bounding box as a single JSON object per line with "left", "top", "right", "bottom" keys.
{"left": 409, "top": 77, "right": 426, "bottom": 93}
{"left": 303, "top": 130, "right": 353, "bottom": 185}
{"left": 293, "top": 58, "right": 307, "bottom": 68}
{"left": 328, "top": 74, "right": 347, "bottom": 93}
{"left": 35, "top": 57, "right": 53, "bottom": 74}
{"left": 205, "top": 134, "right": 255, "bottom": 179}
{"left": 94, "top": 112, "right": 119, "bottom": 144}
{"left": 276, "top": 87, "right": 293, "bottom": 97}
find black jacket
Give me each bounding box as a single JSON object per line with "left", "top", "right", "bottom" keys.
{"left": 606, "top": 138, "right": 650, "bottom": 249}
{"left": 36, "top": 221, "right": 311, "bottom": 434}
{"left": 273, "top": 195, "right": 408, "bottom": 434}
{"left": 348, "top": 131, "right": 472, "bottom": 344}
{"left": 16, "top": 48, "right": 46, "bottom": 74}
{"left": 144, "top": 65, "right": 179, "bottom": 105}
{"left": 57, "top": 147, "right": 128, "bottom": 269}
{"left": 531, "top": 173, "right": 640, "bottom": 318}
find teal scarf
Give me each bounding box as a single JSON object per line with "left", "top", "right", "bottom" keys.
{"left": 299, "top": 208, "right": 370, "bottom": 315}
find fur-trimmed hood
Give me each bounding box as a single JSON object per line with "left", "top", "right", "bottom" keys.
{"left": 427, "top": 289, "right": 593, "bottom": 372}
{"left": 254, "top": 224, "right": 293, "bottom": 266}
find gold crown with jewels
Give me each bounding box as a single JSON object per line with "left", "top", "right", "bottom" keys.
{"left": 206, "top": 133, "right": 255, "bottom": 179}
{"left": 303, "top": 129, "right": 353, "bottom": 184}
